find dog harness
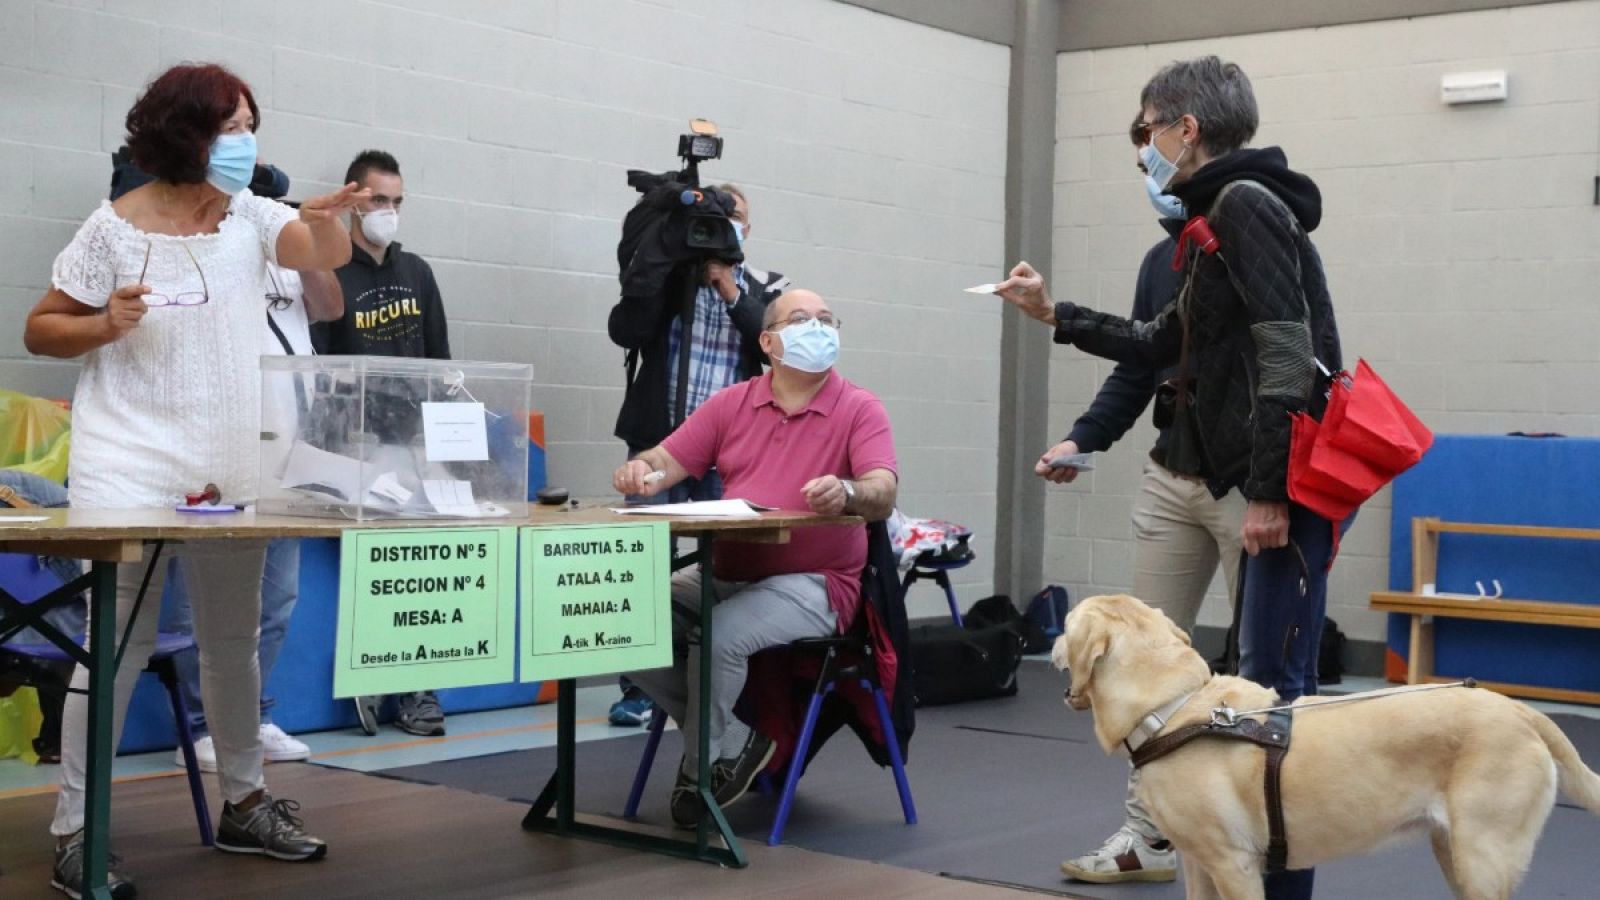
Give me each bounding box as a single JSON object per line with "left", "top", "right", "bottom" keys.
{"left": 1129, "top": 709, "right": 1296, "bottom": 872}
{"left": 1120, "top": 679, "right": 1477, "bottom": 874}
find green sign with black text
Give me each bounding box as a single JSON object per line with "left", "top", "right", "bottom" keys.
{"left": 333, "top": 527, "right": 517, "bottom": 698}
{"left": 520, "top": 522, "right": 672, "bottom": 681}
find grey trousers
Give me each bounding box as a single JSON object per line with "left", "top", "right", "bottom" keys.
{"left": 1122, "top": 461, "right": 1245, "bottom": 843}
{"left": 627, "top": 569, "right": 835, "bottom": 773}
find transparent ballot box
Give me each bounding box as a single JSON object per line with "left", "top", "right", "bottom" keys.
{"left": 258, "top": 355, "right": 533, "bottom": 520}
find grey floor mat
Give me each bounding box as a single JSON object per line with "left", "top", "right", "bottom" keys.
{"left": 380, "top": 662, "right": 1600, "bottom": 898}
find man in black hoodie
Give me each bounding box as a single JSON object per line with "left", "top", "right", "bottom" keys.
{"left": 314, "top": 149, "right": 452, "bottom": 738}
{"left": 998, "top": 56, "right": 1340, "bottom": 900}
{"left": 312, "top": 150, "right": 450, "bottom": 359}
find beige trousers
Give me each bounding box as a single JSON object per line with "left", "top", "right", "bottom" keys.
{"left": 1121, "top": 460, "right": 1245, "bottom": 843}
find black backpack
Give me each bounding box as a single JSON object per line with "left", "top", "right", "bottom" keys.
{"left": 909, "top": 595, "right": 1029, "bottom": 707}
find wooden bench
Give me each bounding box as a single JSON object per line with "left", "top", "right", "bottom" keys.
{"left": 1369, "top": 517, "right": 1600, "bottom": 706}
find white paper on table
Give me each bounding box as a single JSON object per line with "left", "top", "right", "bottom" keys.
{"left": 0, "top": 514, "right": 50, "bottom": 522}
{"left": 611, "top": 499, "right": 770, "bottom": 518}
{"left": 963, "top": 283, "right": 999, "bottom": 294}
{"left": 280, "top": 440, "right": 364, "bottom": 502}
{"left": 422, "top": 402, "right": 489, "bottom": 462}
{"left": 365, "top": 471, "right": 413, "bottom": 506}
{"left": 422, "top": 479, "right": 481, "bottom": 516}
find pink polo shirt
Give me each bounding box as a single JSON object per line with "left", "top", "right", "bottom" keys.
{"left": 661, "top": 370, "right": 897, "bottom": 631}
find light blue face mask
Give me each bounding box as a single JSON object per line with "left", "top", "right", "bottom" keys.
{"left": 206, "top": 132, "right": 258, "bottom": 194}
{"left": 732, "top": 221, "right": 746, "bottom": 247}
{"left": 776, "top": 318, "right": 840, "bottom": 374}
{"left": 1138, "top": 126, "right": 1186, "bottom": 191}
{"left": 1144, "top": 175, "right": 1187, "bottom": 220}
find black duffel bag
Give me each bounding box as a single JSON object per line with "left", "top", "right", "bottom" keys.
{"left": 909, "top": 615, "right": 1026, "bottom": 707}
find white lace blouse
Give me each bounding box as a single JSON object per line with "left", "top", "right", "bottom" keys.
{"left": 51, "top": 191, "right": 297, "bottom": 509}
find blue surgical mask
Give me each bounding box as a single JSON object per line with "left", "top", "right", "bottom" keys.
{"left": 206, "top": 132, "right": 258, "bottom": 194}
{"left": 776, "top": 318, "right": 840, "bottom": 374}
{"left": 1145, "top": 175, "right": 1187, "bottom": 220}
{"left": 732, "top": 221, "right": 746, "bottom": 247}
{"left": 1138, "top": 126, "right": 1187, "bottom": 191}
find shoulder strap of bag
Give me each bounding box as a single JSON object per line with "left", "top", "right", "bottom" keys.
{"left": 1210, "top": 179, "right": 1329, "bottom": 380}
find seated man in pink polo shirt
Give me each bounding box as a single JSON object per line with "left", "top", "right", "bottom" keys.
{"left": 614, "top": 288, "right": 898, "bottom": 828}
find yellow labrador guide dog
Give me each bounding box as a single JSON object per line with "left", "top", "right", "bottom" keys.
{"left": 1055, "top": 594, "right": 1600, "bottom": 900}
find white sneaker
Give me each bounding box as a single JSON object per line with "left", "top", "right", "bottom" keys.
{"left": 1060, "top": 824, "right": 1177, "bottom": 883}
{"left": 259, "top": 723, "right": 311, "bottom": 762}
{"left": 175, "top": 735, "right": 218, "bottom": 773}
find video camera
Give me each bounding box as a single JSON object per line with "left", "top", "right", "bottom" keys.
{"left": 619, "top": 119, "right": 742, "bottom": 270}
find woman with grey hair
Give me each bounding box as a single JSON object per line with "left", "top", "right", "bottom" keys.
{"left": 996, "top": 55, "right": 1340, "bottom": 900}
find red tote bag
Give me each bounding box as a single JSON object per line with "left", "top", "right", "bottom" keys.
{"left": 1288, "top": 359, "right": 1433, "bottom": 523}
{"left": 1288, "top": 413, "right": 1361, "bottom": 522}
{"left": 1323, "top": 360, "right": 1433, "bottom": 475}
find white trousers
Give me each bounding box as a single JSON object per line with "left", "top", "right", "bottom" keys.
{"left": 52, "top": 541, "right": 268, "bottom": 835}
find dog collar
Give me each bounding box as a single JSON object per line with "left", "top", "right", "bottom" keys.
{"left": 1122, "top": 690, "right": 1196, "bottom": 755}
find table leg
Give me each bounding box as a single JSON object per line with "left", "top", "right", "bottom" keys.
{"left": 692, "top": 532, "right": 744, "bottom": 864}
{"left": 81, "top": 559, "right": 118, "bottom": 900}
{"left": 521, "top": 531, "right": 745, "bottom": 867}
{"left": 557, "top": 677, "right": 575, "bottom": 830}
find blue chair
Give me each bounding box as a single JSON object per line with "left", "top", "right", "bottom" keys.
{"left": 902, "top": 551, "right": 974, "bottom": 626}
{"left": 622, "top": 629, "right": 916, "bottom": 845}
{"left": 621, "top": 520, "right": 917, "bottom": 846}
{"left": 0, "top": 552, "right": 214, "bottom": 846}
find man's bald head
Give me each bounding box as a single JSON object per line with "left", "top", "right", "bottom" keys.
{"left": 762, "top": 288, "right": 829, "bottom": 329}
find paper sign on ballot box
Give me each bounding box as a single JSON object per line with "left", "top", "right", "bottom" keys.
{"left": 334, "top": 527, "right": 517, "bottom": 698}
{"left": 520, "top": 522, "right": 671, "bottom": 681}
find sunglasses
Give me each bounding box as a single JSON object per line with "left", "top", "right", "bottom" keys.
{"left": 1131, "top": 118, "right": 1174, "bottom": 147}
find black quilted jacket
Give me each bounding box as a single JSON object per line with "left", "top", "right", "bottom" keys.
{"left": 1052, "top": 147, "right": 1341, "bottom": 501}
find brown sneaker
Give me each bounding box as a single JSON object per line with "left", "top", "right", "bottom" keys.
{"left": 711, "top": 731, "right": 775, "bottom": 810}
{"left": 669, "top": 770, "right": 701, "bottom": 829}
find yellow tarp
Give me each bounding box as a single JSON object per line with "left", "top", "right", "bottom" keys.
{"left": 0, "top": 687, "right": 44, "bottom": 764}
{"left": 0, "top": 388, "right": 71, "bottom": 483}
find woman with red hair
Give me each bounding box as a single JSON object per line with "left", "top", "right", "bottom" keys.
{"left": 25, "top": 62, "right": 366, "bottom": 898}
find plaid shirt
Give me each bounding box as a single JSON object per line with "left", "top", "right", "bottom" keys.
{"left": 665, "top": 265, "right": 748, "bottom": 423}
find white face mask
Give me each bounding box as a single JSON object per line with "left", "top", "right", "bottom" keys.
{"left": 359, "top": 208, "right": 399, "bottom": 247}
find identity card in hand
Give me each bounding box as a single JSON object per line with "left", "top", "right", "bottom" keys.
{"left": 1045, "top": 452, "right": 1096, "bottom": 471}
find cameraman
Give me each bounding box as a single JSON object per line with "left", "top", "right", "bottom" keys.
{"left": 605, "top": 183, "right": 788, "bottom": 727}
{"left": 609, "top": 183, "right": 788, "bottom": 479}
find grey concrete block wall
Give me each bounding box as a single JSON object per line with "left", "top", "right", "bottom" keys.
{"left": 0, "top": 0, "right": 1007, "bottom": 621}
{"left": 1049, "top": 0, "right": 1600, "bottom": 642}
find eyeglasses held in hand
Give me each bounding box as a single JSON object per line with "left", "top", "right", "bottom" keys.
{"left": 135, "top": 240, "right": 209, "bottom": 307}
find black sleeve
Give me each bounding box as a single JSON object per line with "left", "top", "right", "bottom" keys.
{"left": 724, "top": 268, "right": 788, "bottom": 345}
{"left": 1052, "top": 293, "right": 1183, "bottom": 368}
{"left": 310, "top": 320, "right": 335, "bottom": 355}
{"left": 1212, "top": 186, "right": 1316, "bottom": 501}
{"left": 419, "top": 262, "right": 451, "bottom": 360}
{"left": 1064, "top": 240, "right": 1176, "bottom": 452}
